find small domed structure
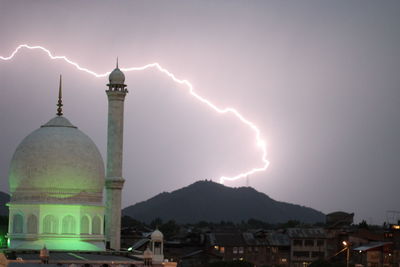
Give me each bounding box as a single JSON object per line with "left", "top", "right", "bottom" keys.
{"left": 151, "top": 229, "right": 164, "bottom": 242}
{"left": 150, "top": 229, "right": 164, "bottom": 263}
{"left": 108, "top": 58, "right": 125, "bottom": 85}
{"left": 109, "top": 67, "right": 125, "bottom": 85}
{"left": 143, "top": 247, "right": 153, "bottom": 258}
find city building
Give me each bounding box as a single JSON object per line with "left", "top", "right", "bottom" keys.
{"left": 286, "top": 228, "right": 327, "bottom": 267}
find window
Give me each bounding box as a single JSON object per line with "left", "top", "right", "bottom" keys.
{"left": 293, "top": 251, "right": 310, "bottom": 258}
{"left": 43, "top": 215, "right": 58, "bottom": 234}
{"left": 92, "top": 216, "right": 101, "bottom": 234}
{"left": 154, "top": 242, "right": 162, "bottom": 254}
{"left": 233, "top": 247, "right": 238, "bottom": 254}
{"left": 27, "top": 214, "right": 38, "bottom": 234}
{"left": 316, "top": 240, "right": 324, "bottom": 246}
{"left": 62, "top": 215, "right": 76, "bottom": 234}
{"left": 220, "top": 247, "right": 225, "bottom": 253}
{"left": 305, "top": 240, "right": 314, "bottom": 247}
{"left": 248, "top": 246, "right": 252, "bottom": 253}
{"left": 13, "top": 214, "right": 23, "bottom": 233}
{"left": 81, "top": 216, "right": 90, "bottom": 234}
{"left": 311, "top": 251, "right": 325, "bottom": 258}
{"left": 238, "top": 247, "right": 244, "bottom": 254}
{"left": 294, "top": 239, "right": 303, "bottom": 246}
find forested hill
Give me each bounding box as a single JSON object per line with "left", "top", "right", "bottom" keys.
{"left": 123, "top": 180, "right": 325, "bottom": 224}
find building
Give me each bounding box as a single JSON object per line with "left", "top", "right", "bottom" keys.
{"left": 1, "top": 64, "right": 175, "bottom": 266}
{"left": 7, "top": 76, "right": 106, "bottom": 251}
{"left": 263, "top": 231, "right": 290, "bottom": 267}
{"left": 206, "top": 232, "right": 270, "bottom": 266}
{"left": 286, "top": 228, "right": 327, "bottom": 267}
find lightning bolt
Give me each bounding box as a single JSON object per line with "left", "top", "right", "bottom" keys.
{"left": 0, "top": 44, "right": 269, "bottom": 184}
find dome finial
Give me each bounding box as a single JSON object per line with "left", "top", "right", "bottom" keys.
{"left": 116, "top": 57, "right": 119, "bottom": 69}
{"left": 56, "top": 75, "right": 63, "bottom": 116}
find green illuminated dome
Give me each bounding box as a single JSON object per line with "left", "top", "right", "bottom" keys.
{"left": 9, "top": 116, "right": 105, "bottom": 204}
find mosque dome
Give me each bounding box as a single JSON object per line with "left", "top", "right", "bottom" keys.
{"left": 151, "top": 229, "right": 164, "bottom": 241}
{"left": 108, "top": 67, "right": 125, "bottom": 85}
{"left": 8, "top": 116, "right": 105, "bottom": 204}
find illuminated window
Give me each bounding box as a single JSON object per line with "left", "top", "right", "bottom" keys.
{"left": 13, "top": 214, "right": 23, "bottom": 233}
{"left": 27, "top": 214, "right": 38, "bottom": 234}
{"left": 220, "top": 247, "right": 225, "bottom": 253}
{"left": 62, "top": 215, "right": 76, "bottom": 234}
{"left": 239, "top": 247, "right": 244, "bottom": 254}
{"left": 81, "top": 216, "right": 90, "bottom": 234}
{"left": 214, "top": 245, "right": 219, "bottom": 250}
{"left": 43, "top": 215, "right": 58, "bottom": 234}
{"left": 92, "top": 216, "right": 101, "bottom": 234}
{"left": 281, "top": 258, "right": 287, "bottom": 262}
{"left": 233, "top": 247, "right": 238, "bottom": 254}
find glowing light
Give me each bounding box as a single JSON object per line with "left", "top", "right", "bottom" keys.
{"left": 0, "top": 44, "right": 269, "bottom": 184}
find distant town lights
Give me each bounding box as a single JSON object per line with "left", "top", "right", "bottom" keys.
{"left": 0, "top": 44, "right": 270, "bottom": 184}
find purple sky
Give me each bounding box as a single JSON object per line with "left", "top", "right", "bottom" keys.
{"left": 1, "top": 0, "right": 400, "bottom": 224}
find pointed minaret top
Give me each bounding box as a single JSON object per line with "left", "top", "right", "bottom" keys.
{"left": 56, "top": 75, "right": 63, "bottom": 116}
{"left": 116, "top": 57, "right": 119, "bottom": 69}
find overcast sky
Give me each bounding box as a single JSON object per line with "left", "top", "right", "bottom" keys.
{"left": 1, "top": 0, "right": 399, "bottom": 224}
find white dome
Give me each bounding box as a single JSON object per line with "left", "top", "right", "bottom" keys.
{"left": 8, "top": 116, "right": 105, "bottom": 204}
{"left": 108, "top": 67, "right": 125, "bottom": 85}
{"left": 151, "top": 229, "right": 163, "bottom": 241}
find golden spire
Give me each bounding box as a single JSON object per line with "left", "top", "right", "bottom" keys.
{"left": 56, "top": 75, "right": 63, "bottom": 116}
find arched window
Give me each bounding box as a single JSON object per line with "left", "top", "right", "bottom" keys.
{"left": 43, "top": 215, "right": 58, "bottom": 234}
{"left": 81, "top": 216, "right": 90, "bottom": 234}
{"left": 27, "top": 214, "right": 38, "bottom": 234}
{"left": 13, "top": 214, "right": 23, "bottom": 233}
{"left": 154, "top": 241, "right": 162, "bottom": 255}
{"left": 92, "top": 216, "right": 101, "bottom": 235}
{"left": 62, "top": 215, "right": 76, "bottom": 234}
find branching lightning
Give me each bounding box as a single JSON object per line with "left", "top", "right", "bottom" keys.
{"left": 0, "top": 44, "right": 269, "bottom": 184}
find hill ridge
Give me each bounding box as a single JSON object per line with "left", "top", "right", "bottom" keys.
{"left": 123, "top": 180, "right": 325, "bottom": 224}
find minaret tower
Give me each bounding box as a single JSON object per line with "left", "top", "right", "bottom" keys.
{"left": 105, "top": 59, "right": 128, "bottom": 250}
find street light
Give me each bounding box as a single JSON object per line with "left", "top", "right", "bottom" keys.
{"left": 342, "top": 241, "right": 350, "bottom": 267}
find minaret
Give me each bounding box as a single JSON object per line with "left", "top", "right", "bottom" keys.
{"left": 105, "top": 59, "right": 128, "bottom": 250}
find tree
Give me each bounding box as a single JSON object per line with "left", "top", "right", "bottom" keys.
{"left": 150, "top": 217, "right": 163, "bottom": 229}
{"left": 159, "top": 220, "right": 180, "bottom": 239}
{"left": 358, "top": 220, "right": 369, "bottom": 229}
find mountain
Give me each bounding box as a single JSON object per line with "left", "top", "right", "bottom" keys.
{"left": 123, "top": 180, "right": 325, "bottom": 224}
{"left": 0, "top": 191, "right": 9, "bottom": 216}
